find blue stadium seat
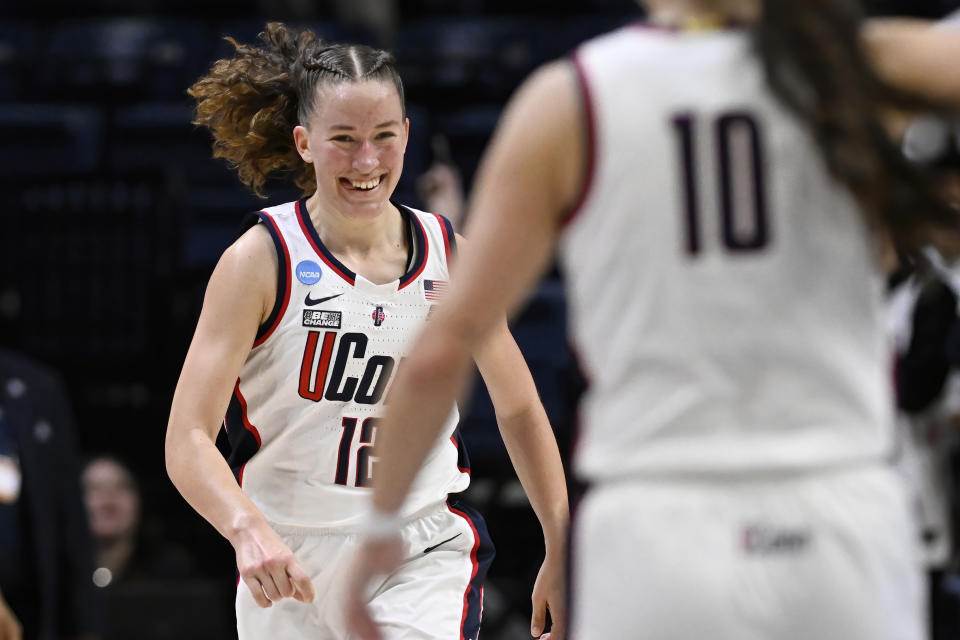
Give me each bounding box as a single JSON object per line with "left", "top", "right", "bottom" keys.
{"left": 0, "top": 105, "right": 102, "bottom": 177}
{"left": 510, "top": 279, "right": 570, "bottom": 424}
{"left": 0, "top": 22, "right": 38, "bottom": 101}
{"left": 0, "top": 174, "right": 180, "bottom": 361}
{"left": 209, "top": 19, "right": 379, "bottom": 67}
{"left": 544, "top": 14, "right": 637, "bottom": 58}
{"left": 107, "top": 102, "right": 231, "bottom": 183}
{"left": 394, "top": 104, "right": 432, "bottom": 209}
{"left": 511, "top": 279, "right": 568, "bottom": 368}
{"left": 182, "top": 185, "right": 300, "bottom": 269}
{"left": 40, "top": 18, "right": 209, "bottom": 100}
{"left": 459, "top": 278, "right": 572, "bottom": 474}
{"left": 396, "top": 18, "right": 546, "bottom": 100}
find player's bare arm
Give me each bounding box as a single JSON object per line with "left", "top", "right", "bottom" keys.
{"left": 346, "top": 60, "right": 585, "bottom": 640}
{"left": 863, "top": 18, "right": 960, "bottom": 107}
{"left": 0, "top": 589, "right": 22, "bottom": 640}
{"left": 472, "top": 312, "right": 569, "bottom": 640}
{"left": 165, "top": 224, "right": 315, "bottom": 608}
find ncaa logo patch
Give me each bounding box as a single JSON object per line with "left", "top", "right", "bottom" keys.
{"left": 372, "top": 306, "right": 386, "bottom": 327}
{"left": 296, "top": 260, "right": 322, "bottom": 285}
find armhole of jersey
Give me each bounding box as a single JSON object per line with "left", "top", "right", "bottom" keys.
{"left": 560, "top": 50, "right": 597, "bottom": 230}
{"left": 432, "top": 212, "right": 457, "bottom": 267}
{"left": 253, "top": 212, "right": 291, "bottom": 347}
{"left": 224, "top": 379, "right": 263, "bottom": 486}
{"left": 398, "top": 207, "right": 430, "bottom": 290}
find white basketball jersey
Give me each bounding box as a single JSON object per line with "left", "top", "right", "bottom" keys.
{"left": 224, "top": 200, "right": 468, "bottom": 528}
{"left": 561, "top": 26, "right": 894, "bottom": 479}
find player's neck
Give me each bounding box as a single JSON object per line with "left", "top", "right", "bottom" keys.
{"left": 306, "top": 195, "right": 405, "bottom": 256}
{"left": 646, "top": 0, "right": 759, "bottom": 29}
{"left": 306, "top": 195, "right": 411, "bottom": 283}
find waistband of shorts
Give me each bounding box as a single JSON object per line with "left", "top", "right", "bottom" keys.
{"left": 266, "top": 499, "right": 449, "bottom": 537}
{"left": 585, "top": 457, "right": 893, "bottom": 487}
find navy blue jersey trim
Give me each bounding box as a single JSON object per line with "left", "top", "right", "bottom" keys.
{"left": 434, "top": 212, "right": 457, "bottom": 264}
{"left": 254, "top": 212, "right": 289, "bottom": 345}
{"left": 397, "top": 204, "right": 428, "bottom": 289}
{"left": 296, "top": 199, "right": 428, "bottom": 288}
{"left": 224, "top": 386, "right": 262, "bottom": 485}
{"left": 446, "top": 498, "right": 495, "bottom": 640}
{"left": 296, "top": 198, "right": 357, "bottom": 285}
{"left": 452, "top": 428, "right": 471, "bottom": 475}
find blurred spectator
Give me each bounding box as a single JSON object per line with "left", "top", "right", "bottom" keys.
{"left": 417, "top": 134, "right": 467, "bottom": 229}
{"left": 83, "top": 457, "right": 139, "bottom": 587}
{"left": 0, "top": 348, "right": 101, "bottom": 640}
{"left": 81, "top": 455, "right": 204, "bottom": 640}
{"left": 418, "top": 162, "right": 466, "bottom": 228}
{"left": 83, "top": 455, "right": 197, "bottom": 586}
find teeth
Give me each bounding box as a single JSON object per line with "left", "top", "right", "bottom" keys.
{"left": 351, "top": 176, "right": 381, "bottom": 190}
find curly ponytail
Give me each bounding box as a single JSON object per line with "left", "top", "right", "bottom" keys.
{"left": 756, "top": 0, "right": 958, "bottom": 245}
{"left": 189, "top": 22, "right": 405, "bottom": 199}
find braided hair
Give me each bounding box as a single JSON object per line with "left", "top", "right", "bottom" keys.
{"left": 188, "top": 22, "right": 405, "bottom": 198}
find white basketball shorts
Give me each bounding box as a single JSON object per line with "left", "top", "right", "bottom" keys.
{"left": 236, "top": 498, "right": 494, "bottom": 640}
{"left": 570, "top": 465, "right": 924, "bottom": 640}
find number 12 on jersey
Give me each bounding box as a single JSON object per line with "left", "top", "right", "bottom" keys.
{"left": 672, "top": 111, "right": 770, "bottom": 255}
{"left": 335, "top": 416, "right": 378, "bottom": 487}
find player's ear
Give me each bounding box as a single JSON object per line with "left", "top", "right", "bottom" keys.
{"left": 294, "top": 125, "right": 313, "bottom": 163}
{"left": 400, "top": 117, "right": 410, "bottom": 154}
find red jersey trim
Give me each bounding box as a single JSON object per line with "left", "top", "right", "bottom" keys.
{"left": 233, "top": 380, "right": 262, "bottom": 486}
{"left": 560, "top": 50, "right": 598, "bottom": 229}
{"left": 296, "top": 199, "right": 357, "bottom": 286}
{"left": 433, "top": 213, "right": 455, "bottom": 266}
{"left": 253, "top": 212, "right": 292, "bottom": 348}
{"left": 447, "top": 502, "right": 481, "bottom": 640}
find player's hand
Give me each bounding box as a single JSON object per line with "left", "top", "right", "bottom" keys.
{"left": 232, "top": 518, "right": 316, "bottom": 608}
{"left": 0, "top": 592, "right": 22, "bottom": 640}
{"left": 344, "top": 535, "right": 404, "bottom": 640}
{"left": 417, "top": 162, "right": 465, "bottom": 228}
{"left": 530, "top": 549, "right": 566, "bottom": 640}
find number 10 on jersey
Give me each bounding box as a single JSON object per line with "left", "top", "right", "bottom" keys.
{"left": 672, "top": 111, "right": 770, "bottom": 255}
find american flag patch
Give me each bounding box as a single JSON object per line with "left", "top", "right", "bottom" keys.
{"left": 423, "top": 279, "right": 448, "bottom": 301}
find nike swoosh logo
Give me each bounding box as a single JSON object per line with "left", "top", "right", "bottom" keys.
{"left": 304, "top": 292, "right": 343, "bottom": 306}
{"left": 423, "top": 532, "right": 462, "bottom": 554}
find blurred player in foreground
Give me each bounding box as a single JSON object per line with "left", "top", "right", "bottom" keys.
{"left": 345, "top": 0, "right": 960, "bottom": 638}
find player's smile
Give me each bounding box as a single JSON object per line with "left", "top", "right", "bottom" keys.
{"left": 340, "top": 173, "right": 387, "bottom": 194}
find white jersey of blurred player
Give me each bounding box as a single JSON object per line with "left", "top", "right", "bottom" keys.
{"left": 894, "top": 381, "right": 959, "bottom": 569}
{"left": 227, "top": 200, "right": 491, "bottom": 639}
{"left": 888, "top": 248, "right": 959, "bottom": 569}
{"left": 562, "top": 25, "right": 923, "bottom": 640}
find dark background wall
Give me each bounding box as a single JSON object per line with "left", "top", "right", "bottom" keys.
{"left": 0, "top": 1, "right": 956, "bottom": 638}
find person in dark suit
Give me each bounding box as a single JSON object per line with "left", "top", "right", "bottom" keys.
{"left": 0, "top": 348, "right": 100, "bottom": 640}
